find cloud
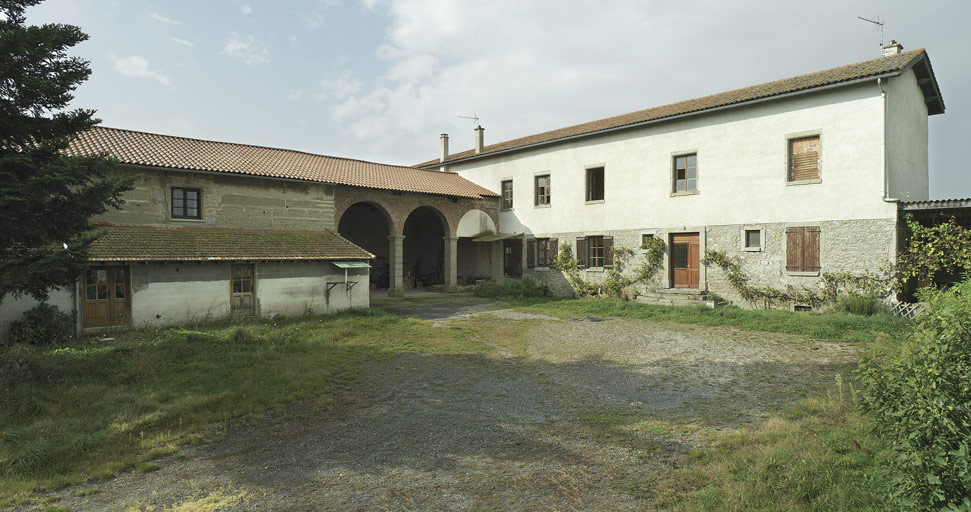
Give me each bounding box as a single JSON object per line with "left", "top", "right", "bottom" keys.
{"left": 221, "top": 32, "right": 270, "bottom": 65}
{"left": 313, "top": 71, "right": 362, "bottom": 103}
{"left": 241, "top": 3, "right": 252, "bottom": 16}
{"left": 148, "top": 10, "right": 181, "bottom": 25}
{"left": 288, "top": 90, "right": 303, "bottom": 102}
{"left": 172, "top": 38, "right": 195, "bottom": 47}
{"left": 289, "top": 35, "right": 299, "bottom": 49}
{"left": 301, "top": 0, "right": 341, "bottom": 30}
{"left": 111, "top": 55, "right": 172, "bottom": 86}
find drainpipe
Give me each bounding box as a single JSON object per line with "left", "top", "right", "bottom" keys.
{"left": 879, "top": 77, "right": 898, "bottom": 203}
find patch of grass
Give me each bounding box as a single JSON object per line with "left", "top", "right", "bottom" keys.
{"left": 73, "top": 486, "right": 98, "bottom": 497}
{"left": 509, "top": 297, "right": 909, "bottom": 342}
{"left": 135, "top": 462, "right": 159, "bottom": 473}
{"left": 654, "top": 385, "right": 888, "bottom": 511}
{"left": 370, "top": 291, "right": 491, "bottom": 309}
{"left": 0, "top": 309, "right": 488, "bottom": 506}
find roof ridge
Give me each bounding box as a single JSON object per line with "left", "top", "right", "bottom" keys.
{"left": 90, "top": 125, "right": 461, "bottom": 175}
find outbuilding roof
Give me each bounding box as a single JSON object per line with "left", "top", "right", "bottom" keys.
{"left": 87, "top": 224, "right": 374, "bottom": 262}
{"left": 418, "top": 49, "right": 943, "bottom": 167}
{"left": 67, "top": 127, "right": 498, "bottom": 199}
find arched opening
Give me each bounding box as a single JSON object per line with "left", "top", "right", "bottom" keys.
{"left": 402, "top": 206, "right": 446, "bottom": 290}
{"left": 338, "top": 202, "right": 391, "bottom": 289}
{"left": 456, "top": 209, "right": 497, "bottom": 285}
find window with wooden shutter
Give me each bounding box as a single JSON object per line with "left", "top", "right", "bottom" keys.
{"left": 788, "top": 135, "right": 820, "bottom": 182}
{"left": 527, "top": 239, "right": 536, "bottom": 268}
{"left": 603, "top": 236, "right": 614, "bottom": 269}
{"left": 548, "top": 238, "right": 558, "bottom": 266}
{"left": 587, "top": 236, "right": 604, "bottom": 268}
{"left": 576, "top": 237, "right": 587, "bottom": 268}
{"left": 786, "top": 226, "right": 821, "bottom": 272}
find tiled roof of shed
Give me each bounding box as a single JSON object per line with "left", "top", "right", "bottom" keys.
{"left": 87, "top": 224, "right": 373, "bottom": 262}
{"left": 418, "top": 49, "right": 942, "bottom": 167}
{"left": 67, "top": 127, "right": 498, "bottom": 199}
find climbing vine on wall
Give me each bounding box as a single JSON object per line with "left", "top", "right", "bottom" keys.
{"left": 896, "top": 214, "right": 971, "bottom": 289}
{"left": 551, "top": 238, "right": 667, "bottom": 299}
{"left": 702, "top": 249, "right": 892, "bottom": 309}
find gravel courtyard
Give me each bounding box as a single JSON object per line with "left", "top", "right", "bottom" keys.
{"left": 31, "top": 305, "right": 859, "bottom": 511}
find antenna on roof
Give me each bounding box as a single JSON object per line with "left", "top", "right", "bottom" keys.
{"left": 857, "top": 15, "right": 884, "bottom": 48}
{"left": 457, "top": 114, "right": 481, "bottom": 128}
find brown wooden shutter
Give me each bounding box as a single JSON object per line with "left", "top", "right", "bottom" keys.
{"left": 576, "top": 237, "right": 587, "bottom": 268}
{"left": 603, "top": 236, "right": 614, "bottom": 269}
{"left": 526, "top": 239, "right": 536, "bottom": 269}
{"left": 804, "top": 227, "right": 821, "bottom": 271}
{"left": 548, "top": 238, "right": 558, "bottom": 266}
{"left": 786, "top": 227, "right": 804, "bottom": 271}
{"left": 789, "top": 136, "right": 820, "bottom": 181}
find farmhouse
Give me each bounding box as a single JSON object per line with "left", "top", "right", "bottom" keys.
{"left": 419, "top": 42, "right": 944, "bottom": 305}
{"left": 0, "top": 42, "right": 947, "bottom": 336}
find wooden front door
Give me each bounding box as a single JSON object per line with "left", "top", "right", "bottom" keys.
{"left": 671, "top": 233, "right": 700, "bottom": 289}
{"left": 231, "top": 264, "right": 255, "bottom": 316}
{"left": 83, "top": 266, "right": 131, "bottom": 327}
{"left": 504, "top": 239, "right": 523, "bottom": 278}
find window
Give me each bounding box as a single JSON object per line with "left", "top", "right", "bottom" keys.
{"left": 171, "top": 187, "right": 201, "bottom": 219}
{"left": 575, "top": 235, "right": 613, "bottom": 269}
{"left": 673, "top": 154, "right": 697, "bottom": 193}
{"left": 641, "top": 233, "right": 654, "bottom": 249}
{"left": 527, "top": 237, "right": 558, "bottom": 268}
{"left": 586, "top": 167, "right": 604, "bottom": 202}
{"left": 535, "top": 175, "right": 550, "bottom": 206}
{"left": 786, "top": 226, "right": 820, "bottom": 273}
{"left": 788, "top": 135, "right": 820, "bottom": 182}
{"left": 744, "top": 229, "right": 761, "bottom": 250}
{"left": 501, "top": 180, "right": 513, "bottom": 209}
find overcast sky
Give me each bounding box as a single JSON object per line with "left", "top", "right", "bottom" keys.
{"left": 25, "top": 0, "right": 971, "bottom": 199}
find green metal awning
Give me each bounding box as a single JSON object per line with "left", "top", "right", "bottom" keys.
{"left": 472, "top": 232, "right": 523, "bottom": 242}
{"left": 332, "top": 261, "right": 371, "bottom": 268}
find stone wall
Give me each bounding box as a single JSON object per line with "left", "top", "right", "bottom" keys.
{"left": 333, "top": 186, "right": 499, "bottom": 237}
{"left": 522, "top": 217, "right": 896, "bottom": 306}
{"left": 98, "top": 165, "right": 336, "bottom": 230}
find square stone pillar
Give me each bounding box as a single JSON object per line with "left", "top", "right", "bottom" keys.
{"left": 491, "top": 241, "right": 503, "bottom": 280}
{"left": 443, "top": 236, "right": 459, "bottom": 292}
{"left": 388, "top": 235, "right": 405, "bottom": 297}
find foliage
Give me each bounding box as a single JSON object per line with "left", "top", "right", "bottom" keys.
{"left": 473, "top": 277, "right": 550, "bottom": 298}
{"left": 857, "top": 278, "right": 971, "bottom": 510}
{"left": 7, "top": 302, "right": 75, "bottom": 346}
{"left": 702, "top": 249, "right": 892, "bottom": 310}
{"left": 838, "top": 291, "right": 885, "bottom": 317}
{"left": 895, "top": 214, "right": 971, "bottom": 290}
{"left": 550, "top": 239, "right": 666, "bottom": 299}
{"left": 0, "top": 0, "right": 134, "bottom": 304}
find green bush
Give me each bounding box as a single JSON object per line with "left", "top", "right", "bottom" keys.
{"left": 858, "top": 279, "right": 971, "bottom": 510}
{"left": 472, "top": 281, "right": 502, "bottom": 298}
{"left": 8, "top": 303, "right": 75, "bottom": 346}
{"left": 838, "top": 291, "right": 885, "bottom": 316}
{"left": 473, "top": 277, "right": 549, "bottom": 298}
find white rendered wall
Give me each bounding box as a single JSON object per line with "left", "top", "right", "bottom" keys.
{"left": 257, "top": 262, "right": 369, "bottom": 316}
{"left": 450, "top": 83, "right": 899, "bottom": 237}
{"left": 0, "top": 288, "right": 75, "bottom": 341}
{"left": 885, "top": 69, "right": 930, "bottom": 201}
{"left": 130, "top": 263, "right": 230, "bottom": 326}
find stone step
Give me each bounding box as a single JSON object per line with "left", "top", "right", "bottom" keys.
{"left": 635, "top": 290, "right": 713, "bottom": 308}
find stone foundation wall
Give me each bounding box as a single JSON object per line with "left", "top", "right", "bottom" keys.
{"left": 522, "top": 217, "right": 896, "bottom": 307}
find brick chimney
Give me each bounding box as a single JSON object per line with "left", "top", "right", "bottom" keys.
{"left": 882, "top": 40, "right": 903, "bottom": 57}
{"left": 440, "top": 133, "right": 449, "bottom": 163}
{"left": 474, "top": 126, "right": 484, "bottom": 154}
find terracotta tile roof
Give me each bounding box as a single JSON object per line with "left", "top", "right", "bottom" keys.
{"left": 87, "top": 223, "right": 373, "bottom": 262}
{"left": 67, "top": 127, "right": 498, "bottom": 199}
{"left": 418, "top": 49, "right": 942, "bottom": 167}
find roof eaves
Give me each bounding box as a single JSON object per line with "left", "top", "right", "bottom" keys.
{"left": 420, "top": 70, "right": 903, "bottom": 169}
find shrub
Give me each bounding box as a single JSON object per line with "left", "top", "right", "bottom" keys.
{"left": 8, "top": 303, "right": 75, "bottom": 346}
{"left": 472, "top": 281, "right": 502, "bottom": 298}
{"left": 858, "top": 279, "right": 971, "bottom": 510}
{"left": 838, "top": 291, "right": 885, "bottom": 316}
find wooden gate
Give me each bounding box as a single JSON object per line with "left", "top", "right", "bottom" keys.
{"left": 504, "top": 238, "right": 523, "bottom": 278}
{"left": 83, "top": 266, "right": 131, "bottom": 327}
{"left": 231, "top": 264, "right": 256, "bottom": 316}
{"left": 670, "top": 233, "right": 700, "bottom": 289}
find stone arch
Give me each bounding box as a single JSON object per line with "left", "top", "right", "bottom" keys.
{"left": 337, "top": 201, "right": 393, "bottom": 289}
{"left": 401, "top": 205, "right": 449, "bottom": 289}
{"left": 456, "top": 208, "right": 497, "bottom": 238}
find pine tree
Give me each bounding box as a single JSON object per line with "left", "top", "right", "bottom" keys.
{"left": 0, "top": 0, "right": 134, "bottom": 303}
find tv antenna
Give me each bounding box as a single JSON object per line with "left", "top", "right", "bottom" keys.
{"left": 857, "top": 15, "right": 884, "bottom": 47}
{"left": 457, "top": 114, "right": 481, "bottom": 128}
